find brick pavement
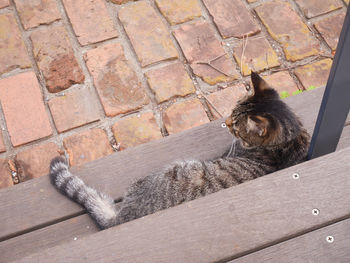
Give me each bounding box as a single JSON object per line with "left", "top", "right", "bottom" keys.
{"left": 0, "top": 0, "right": 347, "bottom": 189}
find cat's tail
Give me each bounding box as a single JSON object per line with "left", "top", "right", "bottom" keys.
{"left": 49, "top": 156, "right": 118, "bottom": 229}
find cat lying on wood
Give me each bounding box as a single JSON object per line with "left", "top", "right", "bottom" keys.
{"left": 50, "top": 72, "right": 309, "bottom": 230}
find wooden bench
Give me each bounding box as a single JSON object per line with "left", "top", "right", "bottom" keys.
{"left": 1, "top": 87, "right": 349, "bottom": 262}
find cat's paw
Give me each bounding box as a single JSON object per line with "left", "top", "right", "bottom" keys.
{"left": 49, "top": 156, "right": 69, "bottom": 184}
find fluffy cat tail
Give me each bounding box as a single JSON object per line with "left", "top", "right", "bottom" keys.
{"left": 49, "top": 156, "right": 118, "bottom": 229}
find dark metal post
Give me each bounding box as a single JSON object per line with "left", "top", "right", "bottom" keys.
{"left": 308, "top": 5, "right": 350, "bottom": 159}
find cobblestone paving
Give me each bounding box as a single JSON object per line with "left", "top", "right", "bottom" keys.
{"left": 0, "top": 0, "right": 347, "bottom": 188}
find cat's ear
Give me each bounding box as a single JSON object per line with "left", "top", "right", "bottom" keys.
{"left": 247, "top": 115, "right": 269, "bottom": 137}
{"left": 251, "top": 71, "right": 269, "bottom": 95}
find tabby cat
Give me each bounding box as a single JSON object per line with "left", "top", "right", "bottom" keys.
{"left": 50, "top": 72, "right": 310, "bottom": 230}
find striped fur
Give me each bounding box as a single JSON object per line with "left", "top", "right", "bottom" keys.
{"left": 50, "top": 157, "right": 117, "bottom": 229}
{"left": 49, "top": 72, "right": 310, "bottom": 230}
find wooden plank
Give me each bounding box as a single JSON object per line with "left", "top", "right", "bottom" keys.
{"left": 0, "top": 203, "right": 118, "bottom": 263}
{"left": 1, "top": 215, "right": 97, "bottom": 263}
{"left": 0, "top": 87, "right": 342, "bottom": 241}
{"left": 3, "top": 124, "right": 349, "bottom": 263}
{"left": 2, "top": 124, "right": 349, "bottom": 263}
{"left": 14, "top": 147, "right": 350, "bottom": 263}
{"left": 230, "top": 219, "right": 350, "bottom": 263}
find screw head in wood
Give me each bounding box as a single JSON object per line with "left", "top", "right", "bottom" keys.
{"left": 221, "top": 123, "right": 227, "bottom": 128}
{"left": 326, "top": 236, "right": 334, "bottom": 243}
{"left": 292, "top": 173, "right": 300, "bottom": 179}
{"left": 312, "top": 208, "right": 320, "bottom": 216}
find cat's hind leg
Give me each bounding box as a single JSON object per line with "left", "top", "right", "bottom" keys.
{"left": 50, "top": 156, "right": 118, "bottom": 229}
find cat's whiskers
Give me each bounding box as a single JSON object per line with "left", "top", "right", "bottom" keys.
{"left": 226, "top": 137, "right": 236, "bottom": 157}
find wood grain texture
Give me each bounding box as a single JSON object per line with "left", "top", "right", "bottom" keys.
{"left": 1, "top": 214, "right": 98, "bottom": 263}
{"left": 0, "top": 209, "right": 105, "bottom": 262}
{"left": 230, "top": 219, "right": 350, "bottom": 263}
{"left": 1, "top": 125, "right": 349, "bottom": 262}
{"left": 14, "top": 147, "right": 350, "bottom": 262}
{"left": 0, "top": 203, "right": 118, "bottom": 262}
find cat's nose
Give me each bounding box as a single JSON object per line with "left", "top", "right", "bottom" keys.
{"left": 225, "top": 117, "right": 233, "bottom": 127}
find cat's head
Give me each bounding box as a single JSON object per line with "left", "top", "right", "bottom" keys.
{"left": 225, "top": 72, "right": 302, "bottom": 148}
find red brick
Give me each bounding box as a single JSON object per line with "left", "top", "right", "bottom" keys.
{"left": 62, "top": 0, "right": 118, "bottom": 45}
{"left": 174, "top": 21, "right": 225, "bottom": 63}
{"left": 233, "top": 35, "right": 280, "bottom": 75}
{"left": 145, "top": 62, "right": 195, "bottom": 103}
{"left": 15, "top": 142, "right": 61, "bottom": 181}
{"left": 206, "top": 85, "right": 247, "bottom": 119}
{"left": 85, "top": 42, "right": 148, "bottom": 117}
{"left": 0, "top": 13, "right": 31, "bottom": 75}
{"left": 155, "top": 0, "right": 202, "bottom": 25}
{"left": 295, "top": 59, "right": 332, "bottom": 89}
{"left": 0, "top": 159, "right": 13, "bottom": 189}
{"left": 0, "top": 0, "right": 9, "bottom": 8}
{"left": 294, "top": 0, "right": 342, "bottom": 18}
{"left": 119, "top": 1, "right": 178, "bottom": 67}
{"left": 30, "top": 25, "right": 85, "bottom": 93}
{"left": 63, "top": 128, "right": 113, "bottom": 166}
{"left": 48, "top": 88, "right": 100, "bottom": 133}
{"left": 14, "top": 0, "right": 61, "bottom": 29}
{"left": 112, "top": 112, "right": 162, "bottom": 150}
{"left": 174, "top": 20, "right": 239, "bottom": 85}
{"left": 263, "top": 71, "right": 300, "bottom": 96}
{"left": 205, "top": 84, "right": 247, "bottom": 119}
{"left": 314, "top": 12, "right": 346, "bottom": 51}
{"left": 0, "top": 72, "right": 52, "bottom": 147}
{"left": 255, "top": 2, "right": 320, "bottom": 61}
{"left": 163, "top": 98, "right": 210, "bottom": 134}
{"left": 203, "top": 0, "right": 260, "bottom": 38}
{"left": 0, "top": 130, "right": 6, "bottom": 152}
